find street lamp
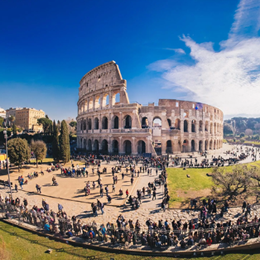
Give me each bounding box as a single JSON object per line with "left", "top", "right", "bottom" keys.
{"left": 3, "top": 119, "right": 12, "bottom": 199}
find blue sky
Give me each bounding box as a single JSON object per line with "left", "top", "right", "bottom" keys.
{"left": 1, "top": 0, "right": 260, "bottom": 120}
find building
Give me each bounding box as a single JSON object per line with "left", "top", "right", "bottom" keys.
{"left": 6, "top": 107, "right": 45, "bottom": 131}
{"left": 77, "top": 61, "right": 223, "bottom": 156}
{"left": 0, "top": 108, "right": 6, "bottom": 118}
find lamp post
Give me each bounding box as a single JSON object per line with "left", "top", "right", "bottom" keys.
{"left": 3, "top": 119, "right": 12, "bottom": 199}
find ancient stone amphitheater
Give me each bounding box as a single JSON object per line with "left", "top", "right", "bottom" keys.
{"left": 77, "top": 61, "right": 223, "bottom": 156}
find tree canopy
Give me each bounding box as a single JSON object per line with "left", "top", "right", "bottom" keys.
{"left": 8, "top": 138, "right": 30, "bottom": 171}
{"left": 59, "top": 120, "right": 70, "bottom": 163}
{"left": 31, "top": 140, "right": 47, "bottom": 167}
{"left": 52, "top": 120, "right": 60, "bottom": 162}
{"left": 37, "top": 117, "right": 52, "bottom": 134}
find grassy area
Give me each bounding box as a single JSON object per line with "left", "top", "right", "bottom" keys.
{"left": 167, "top": 161, "right": 260, "bottom": 207}
{"left": 244, "top": 141, "right": 260, "bottom": 145}
{"left": 29, "top": 158, "right": 54, "bottom": 164}
{"left": 1, "top": 221, "right": 260, "bottom": 260}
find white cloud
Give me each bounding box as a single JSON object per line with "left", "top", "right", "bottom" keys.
{"left": 148, "top": 0, "right": 260, "bottom": 116}
{"left": 164, "top": 48, "right": 186, "bottom": 54}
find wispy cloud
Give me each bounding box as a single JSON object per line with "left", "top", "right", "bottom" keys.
{"left": 148, "top": 0, "right": 260, "bottom": 116}
{"left": 164, "top": 48, "right": 186, "bottom": 54}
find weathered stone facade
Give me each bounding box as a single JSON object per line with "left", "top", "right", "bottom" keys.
{"left": 77, "top": 61, "right": 223, "bottom": 156}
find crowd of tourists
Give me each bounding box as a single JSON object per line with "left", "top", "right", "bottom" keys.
{"left": 0, "top": 194, "right": 259, "bottom": 250}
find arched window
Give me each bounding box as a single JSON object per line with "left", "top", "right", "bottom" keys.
{"left": 167, "top": 119, "right": 171, "bottom": 128}
{"left": 93, "top": 140, "right": 99, "bottom": 152}
{"left": 199, "top": 140, "right": 203, "bottom": 151}
{"left": 191, "top": 140, "right": 195, "bottom": 151}
{"left": 87, "top": 139, "right": 92, "bottom": 151}
{"left": 184, "top": 120, "right": 188, "bottom": 132}
{"left": 175, "top": 119, "right": 180, "bottom": 130}
{"left": 124, "top": 140, "right": 132, "bottom": 155}
{"left": 191, "top": 120, "right": 196, "bottom": 132}
{"left": 94, "top": 117, "right": 99, "bottom": 129}
{"left": 142, "top": 117, "right": 149, "bottom": 128}
{"left": 199, "top": 120, "right": 203, "bottom": 131}
{"left": 166, "top": 140, "right": 173, "bottom": 154}
{"left": 88, "top": 118, "right": 92, "bottom": 130}
{"left": 113, "top": 116, "right": 119, "bottom": 129}
{"left": 124, "top": 115, "right": 132, "bottom": 129}
{"left": 153, "top": 117, "right": 162, "bottom": 127}
{"left": 112, "top": 140, "right": 119, "bottom": 154}
{"left": 137, "top": 140, "right": 146, "bottom": 154}
{"left": 101, "top": 139, "right": 108, "bottom": 154}
{"left": 102, "top": 116, "right": 108, "bottom": 129}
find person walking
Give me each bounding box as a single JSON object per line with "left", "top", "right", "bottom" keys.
{"left": 152, "top": 190, "right": 156, "bottom": 200}
{"left": 126, "top": 189, "right": 129, "bottom": 197}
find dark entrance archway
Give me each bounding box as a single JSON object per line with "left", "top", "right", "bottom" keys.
{"left": 166, "top": 140, "right": 173, "bottom": 154}
{"left": 137, "top": 140, "right": 146, "bottom": 154}
{"left": 124, "top": 140, "right": 132, "bottom": 155}
{"left": 101, "top": 139, "right": 108, "bottom": 154}
{"left": 112, "top": 140, "right": 119, "bottom": 154}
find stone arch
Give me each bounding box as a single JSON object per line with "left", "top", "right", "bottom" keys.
{"left": 124, "top": 140, "right": 132, "bottom": 155}
{"left": 199, "top": 120, "right": 203, "bottom": 131}
{"left": 83, "top": 120, "right": 87, "bottom": 130}
{"left": 166, "top": 140, "right": 173, "bottom": 154}
{"left": 88, "top": 139, "right": 92, "bottom": 151}
{"left": 137, "top": 140, "right": 146, "bottom": 154}
{"left": 83, "top": 139, "right": 87, "bottom": 149}
{"left": 113, "top": 116, "right": 119, "bottom": 129}
{"left": 93, "top": 139, "right": 99, "bottom": 152}
{"left": 88, "top": 99, "right": 93, "bottom": 110}
{"left": 112, "top": 140, "right": 119, "bottom": 154}
{"left": 153, "top": 117, "right": 162, "bottom": 127}
{"left": 199, "top": 140, "right": 203, "bottom": 151}
{"left": 183, "top": 139, "right": 189, "bottom": 152}
{"left": 102, "top": 116, "right": 108, "bottom": 129}
{"left": 101, "top": 139, "right": 108, "bottom": 154}
{"left": 184, "top": 120, "right": 188, "bottom": 132}
{"left": 124, "top": 115, "right": 132, "bottom": 129}
{"left": 167, "top": 119, "right": 171, "bottom": 128}
{"left": 112, "top": 92, "right": 120, "bottom": 106}
{"left": 209, "top": 140, "right": 213, "bottom": 150}
{"left": 88, "top": 118, "right": 92, "bottom": 130}
{"left": 175, "top": 119, "right": 180, "bottom": 130}
{"left": 205, "top": 121, "right": 209, "bottom": 132}
{"left": 210, "top": 123, "right": 213, "bottom": 134}
{"left": 142, "top": 117, "right": 149, "bottom": 128}
{"left": 94, "top": 117, "right": 99, "bottom": 129}
{"left": 205, "top": 140, "right": 208, "bottom": 150}
{"left": 191, "top": 120, "right": 196, "bottom": 133}
{"left": 102, "top": 94, "right": 109, "bottom": 107}
{"left": 191, "top": 140, "right": 195, "bottom": 151}
{"left": 214, "top": 140, "right": 216, "bottom": 150}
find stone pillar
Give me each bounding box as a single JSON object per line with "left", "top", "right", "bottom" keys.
{"left": 108, "top": 113, "right": 113, "bottom": 132}
{"left": 109, "top": 91, "right": 113, "bottom": 108}
{"left": 108, "top": 137, "right": 112, "bottom": 154}
{"left": 119, "top": 137, "right": 123, "bottom": 154}
{"left": 132, "top": 137, "right": 137, "bottom": 155}
{"left": 180, "top": 120, "right": 184, "bottom": 132}
{"left": 119, "top": 112, "right": 123, "bottom": 129}
{"left": 161, "top": 138, "right": 166, "bottom": 155}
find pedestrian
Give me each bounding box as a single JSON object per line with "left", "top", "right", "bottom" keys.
{"left": 15, "top": 184, "right": 18, "bottom": 192}
{"left": 126, "top": 189, "right": 129, "bottom": 197}
{"left": 152, "top": 190, "right": 156, "bottom": 200}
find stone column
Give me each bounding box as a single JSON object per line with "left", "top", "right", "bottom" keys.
{"left": 119, "top": 137, "right": 123, "bottom": 154}
{"left": 132, "top": 137, "right": 137, "bottom": 155}
{"left": 119, "top": 112, "right": 123, "bottom": 129}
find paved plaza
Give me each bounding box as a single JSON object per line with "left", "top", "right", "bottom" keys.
{"left": 0, "top": 143, "right": 259, "bottom": 229}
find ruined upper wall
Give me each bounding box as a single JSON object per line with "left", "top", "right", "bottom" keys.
{"left": 79, "top": 61, "right": 126, "bottom": 99}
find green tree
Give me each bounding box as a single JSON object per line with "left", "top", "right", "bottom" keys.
{"left": 31, "top": 140, "right": 47, "bottom": 167}
{"left": 8, "top": 138, "right": 30, "bottom": 171}
{"left": 52, "top": 120, "right": 60, "bottom": 162}
{"left": 59, "top": 120, "right": 70, "bottom": 163}
{"left": 0, "top": 116, "right": 4, "bottom": 126}
{"left": 13, "top": 124, "right": 17, "bottom": 136}
{"left": 8, "top": 115, "right": 15, "bottom": 125}
{"left": 37, "top": 117, "right": 52, "bottom": 134}
{"left": 69, "top": 121, "right": 77, "bottom": 129}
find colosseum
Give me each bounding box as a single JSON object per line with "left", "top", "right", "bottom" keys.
{"left": 77, "top": 61, "right": 223, "bottom": 156}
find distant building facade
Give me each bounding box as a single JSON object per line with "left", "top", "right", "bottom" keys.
{"left": 6, "top": 107, "right": 45, "bottom": 131}
{"left": 0, "top": 108, "right": 6, "bottom": 118}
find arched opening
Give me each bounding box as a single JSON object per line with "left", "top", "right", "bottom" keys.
{"left": 209, "top": 140, "right": 212, "bottom": 150}
{"left": 167, "top": 119, "right": 171, "bottom": 128}
{"left": 199, "top": 140, "right": 203, "bottom": 151}
{"left": 175, "top": 119, "right": 180, "bottom": 130}
{"left": 154, "top": 140, "right": 162, "bottom": 155}
{"left": 112, "top": 140, "right": 119, "bottom": 154}
{"left": 112, "top": 93, "right": 120, "bottom": 106}
{"left": 101, "top": 139, "right": 108, "bottom": 154}
{"left": 191, "top": 120, "right": 196, "bottom": 133}
{"left": 84, "top": 139, "right": 87, "bottom": 150}
{"left": 142, "top": 117, "right": 149, "bottom": 128}
{"left": 166, "top": 140, "right": 173, "bottom": 154}
{"left": 83, "top": 121, "right": 86, "bottom": 130}
{"left": 95, "top": 96, "right": 101, "bottom": 109}
{"left": 88, "top": 99, "right": 93, "bottom": 110}
{"left": 81, "top": 120, "right": 84, "bottom": 131}
{"left": 93, "top": 140, "right": 99, "bottom": 152}
{"left": 137, "top": 140, "right": 146, "bottom": 154}
{"left": 88, "top": 139, "right": 92, "bottom": 152}
{"left": 153, "top": 117, "right": 162, "bottom": 127}
{"left": 102, "top": 94, "right": 109, "bottom": 107}
{"left": 213, "top": 140, "right": 216, "bottom": 150}
{"left": 88, "top": 118, "right": 92, "bottom": 130}
{"left": 124, "top": 140, "right": 132, "bottom": 155}
{"left": 124, "top": 115, "right": 132, "bottom": 129}
{"left": 184, "top": 120, "right": 188, "bottom": 132}
{"left": 205, "top": 121, "right": 209, "bottom": 132}
{"left": 94, "top": 117, "right": 99, "bottom": 129}
{"left": 210, "top": 123, "right": 213, "bottom": 134}
{"left": 191, "top": 140, "right": 195, "bottom": 151}
{"left": 205, "top": 140, "right": 208, "bottom": 150}
{"left": 102, "top": 116, "right": 108, "bottom": 129}
{"left": 113, "top": 116, "right": 119, "bottom": 129}
{"left": 199, "top": 120, "right": 203, "bottom": 131}
{"left": 183, "top": 139, "right": 189, "bottom": 152}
